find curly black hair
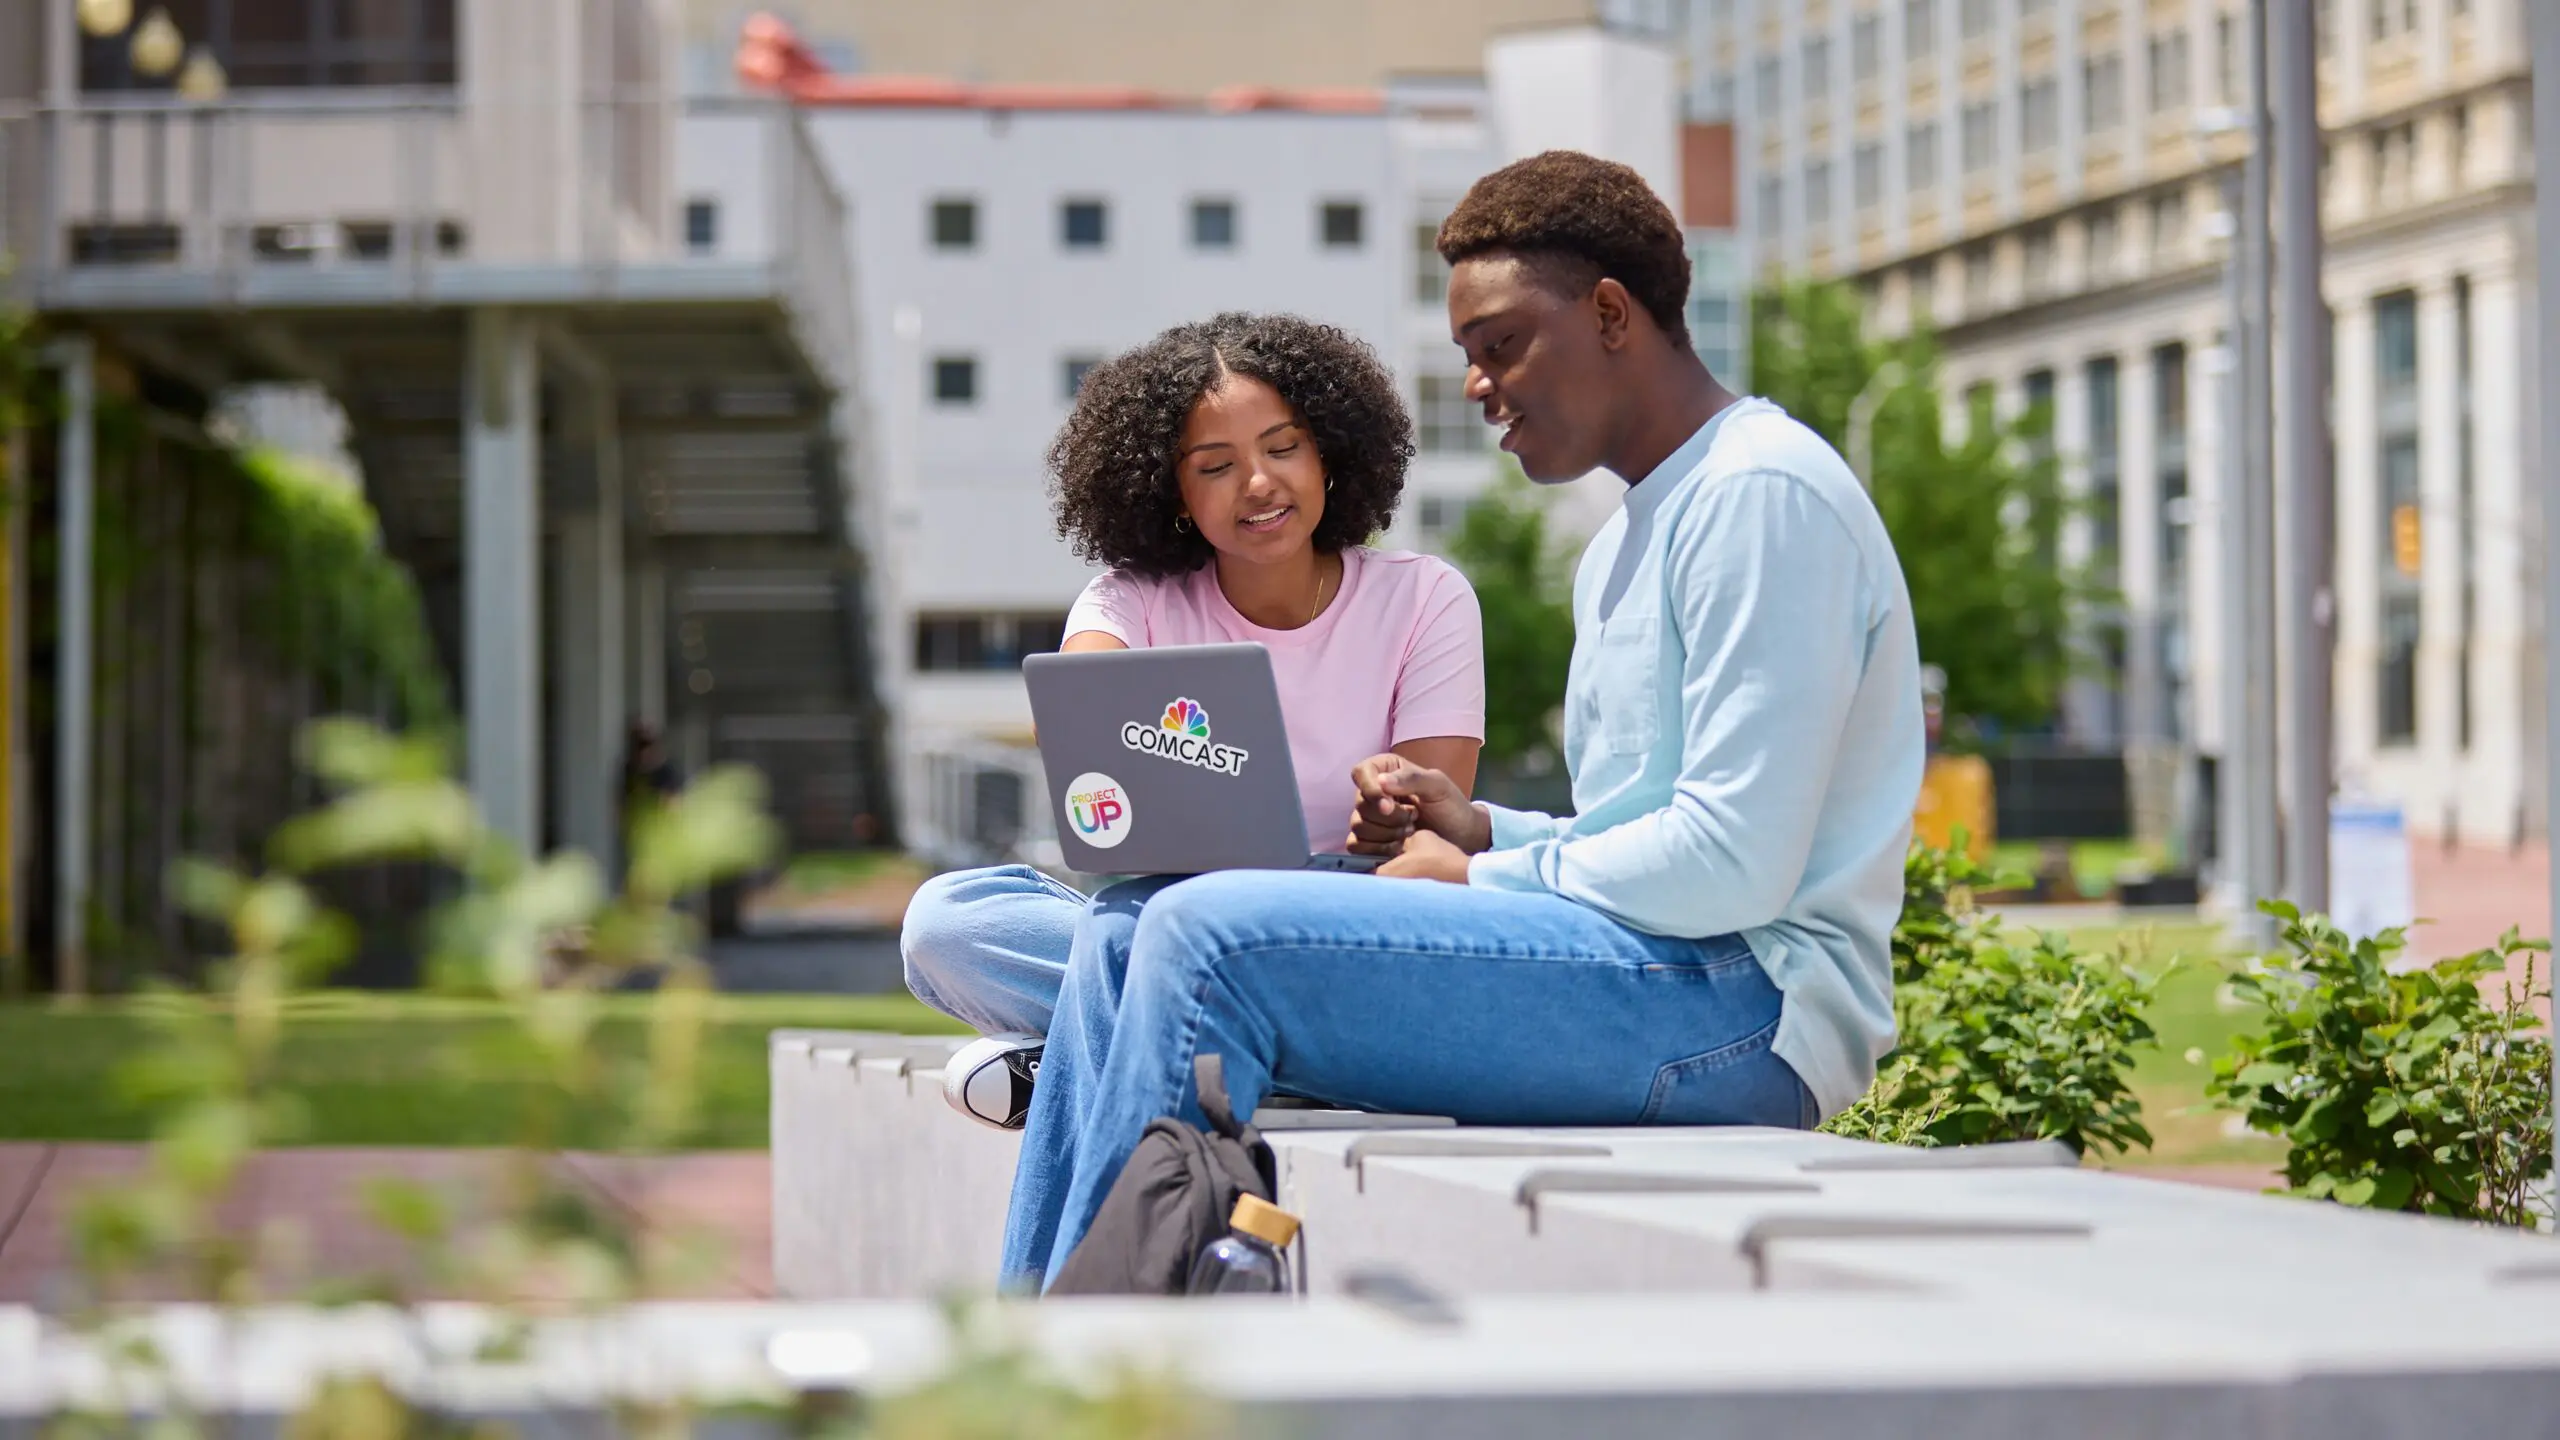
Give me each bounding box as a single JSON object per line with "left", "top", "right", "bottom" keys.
{"left": 1436, "top": 150, "right": 1692, "bottom": 347}
{"left": 1047, "top": 312, "right": 1414, "bottom": 580}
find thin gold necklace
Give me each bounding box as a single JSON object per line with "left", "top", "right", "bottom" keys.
{"left": 1308, "top": 558, "right": 1334, "bottom": 623}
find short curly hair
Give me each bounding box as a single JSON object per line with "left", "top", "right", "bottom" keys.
{"left": 1048, "top": 312, "right": 1413, "bottom": 580}
{"left": 1436, "top": 150, "right": 1692, "bottom": 347}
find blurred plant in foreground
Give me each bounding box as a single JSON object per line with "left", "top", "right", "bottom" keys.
{"left": 46, "top": 718, "right": 1218, "bottom": 1439}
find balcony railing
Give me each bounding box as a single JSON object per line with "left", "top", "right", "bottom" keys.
{"left": 0, "top": 91, "right": 858, "bottom": 397}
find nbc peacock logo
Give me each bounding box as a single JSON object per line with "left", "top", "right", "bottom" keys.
{"left": 1123, "top": 695, "right": 1251, "bottom": 777}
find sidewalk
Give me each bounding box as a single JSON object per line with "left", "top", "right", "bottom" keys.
{"left": 0, "top": 1144, "right": 772, "bottom": 1304}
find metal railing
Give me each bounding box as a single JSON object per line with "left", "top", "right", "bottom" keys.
{"left": 0, "top": 91, "right": 859, "bottom": 401}
{"left": 906, "top": 738, "right": 1060, "bottom": 873}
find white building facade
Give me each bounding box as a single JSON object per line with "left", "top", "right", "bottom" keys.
{"left": 1714, "top": 0, "right": 2540, "bottom": 849}
{"left": 685, "top": 24, "right": 1732, "bottom": 857}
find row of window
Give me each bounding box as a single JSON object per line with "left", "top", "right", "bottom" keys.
{"left": 2057, "top": 281, "right": 2479, "bottom": 751}
{"left": 925, "top": 353, "right": 1488, "bottom": 453}
{"left": 924, "top": 196, "right": 1368, "bottom": 255}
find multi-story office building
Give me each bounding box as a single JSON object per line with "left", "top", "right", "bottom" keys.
{"left": 1713, "top": 0, "right": 2539, "bottom": 848}
{"left": 699, "top": 19, "right": 1739, "bottom": 862}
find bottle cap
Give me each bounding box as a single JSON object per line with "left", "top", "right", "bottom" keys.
{"left": 1229, "top": 1194, "right": 1300, "bottom": 1248}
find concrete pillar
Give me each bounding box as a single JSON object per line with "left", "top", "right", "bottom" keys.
{"left": 554, "top": 378, "right": 624, "bottom": 867}
{"left": 2413, "top": 275, "right": 2464, "bottom": 832}
{"left": 2467, "top": 264, "right": 2528, "bottom": 844}
{"left": 465, "top": 310, "right": 543, "bottom": 855}
{"left": 2120, "top": 343, "right": 2163, "bottom": 741}
{"left": 43, "top": 336, "right": 91, "bottom": 995}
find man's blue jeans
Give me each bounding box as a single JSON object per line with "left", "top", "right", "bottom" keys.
{"left": 998, "top": 869, "right": 1814, "bottom": 1289}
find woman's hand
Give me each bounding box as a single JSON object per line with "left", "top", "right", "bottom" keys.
{"left": 1346, "top": 756, "right": 1492, "bottom": 856}
{"left": 1376, "top": 827, "right": 1473, "bottom": 884}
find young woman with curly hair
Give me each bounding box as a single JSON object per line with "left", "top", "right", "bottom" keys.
{"left": 899, "top": 312, "right": 1486, "bottom": 1091}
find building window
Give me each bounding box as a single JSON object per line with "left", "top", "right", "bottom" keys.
{"left": 1908, "top": 121, "right": 1942, "bottom": 189}
{"left": 1909, "top": 260, "right": 1937, "bottom": 319}
{"left": 2155, "top": 342, "right": 2191, "bottom": 742}
{"left": 1320, "top": 200, "right": 1366, "bottom": 249}
{"left": 682, "top": 199, "right": 718, "bottom": 254}
{"left": 2084, "top": 52, "right": 2125, "bottom": 132}
{"left": 1961, "top": 102, "right": 1999, "bottom": 173}
{"left": 913, "top": 613, "right": 1072, "bottom": 673}
{"left": 1688, "top": 234, "right": 1744, "bottom": 383}
{"left": 2375, "top": 289, "right": 2421, "bottom": 745}
{"left": 1963, "top": 243, "right": 1996, "bottom": 309}
{"left": 1191, "top": 198, "right": 1238, "bottom": 250}
{"left": 1961, "top": 0, "right": 1996, "bottom": 40}
{"left": 2217, "top": 14, "right": 2241, "bottom": 105}
{"left": 2022, "top": 223, "right": 2057, "bottom": 297}
{"left": 1416, "top": 372, "right": 1484, "bottom": 453}
{"left": 1756, "top": 54, "right": 1783, "bottom": 105}
{"left": 1905, "top": 0, "right": 1937, "bottom": 57}
{"left": 932, "top": 356, "right": 979, "bottom": 405}
{"left": 1060, "top": 198, "right": 1109, "bottom": 250}
{"left": 1804, "top": 37, "right": 1832, "bottom": 98}
{"left": 1414, "top": 205, "right": 1454, "bottom": 304}
{"left": 80, "top": 0, "right": 458, "bottom": 90}
{"left": 2148, "top": 29, "right": 2191, "bottom": 113}
{"left": 2148, "top": 187, "right": 2188, "bottom": 256}
{"left": 1416, "top": 496, "right": 1458, "bottom": 543}
{"left": 1758, "top": 175, "right": 1786, "bottom": 238}
{"left": 1805, "top": 161, "right": 1835, "bottom": 224}
{"left": 2022, "top": 76, "right": 2060, "bottom": 153}
{"left": 1854, "top": 143, "right": 1885, "bottom": 210}
{"left": 931, "top": 198, "right": 979, "bottom": 250}
{"left": 2023, "top": 368, "right": 2060, "bottom": 572}
{"left": 1853, "top": 15, "right": 1883, "bottom": 81}
{"left": 2086, "top": 205, "right": 2121, "bottom": 281}
{"left": 2450, "top": 103, "right": 2471, "bottom": 188}
{"left": 1060, "top": 355, "right": 1101, "bottom": 403}
{"left": 2086, "top": 355, "right": 2122, "bottom": 591}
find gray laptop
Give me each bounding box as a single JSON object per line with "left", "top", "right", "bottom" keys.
{"left": 1023, "top": 642, "right": 1383, "bottom": 876}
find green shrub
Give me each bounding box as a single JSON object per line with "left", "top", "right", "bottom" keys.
{"left": 1824, "top": 840, "right": 2157, "bottom": 1157}
{"left": 2210, "top": 904, "right": 2553, "bottom": 1227}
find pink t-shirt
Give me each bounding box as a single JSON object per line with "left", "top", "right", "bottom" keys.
{"left": 1064, "top": 547, "right": 1485, "bottom": 853}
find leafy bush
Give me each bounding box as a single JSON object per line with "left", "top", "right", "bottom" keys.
{"left": 2210, "top": 904, "right": 2553, "bottom": 1228}
{"left": 1824, "top": 839, "right": 2156, "bottom": 1157}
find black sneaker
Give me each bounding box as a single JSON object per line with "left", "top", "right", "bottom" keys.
{"left": 942, "top": 1032, "right": 1043, "bottom": 1130}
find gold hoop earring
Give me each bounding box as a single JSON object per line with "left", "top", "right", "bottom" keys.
{"left": 1175, "top": 514, "right": 1193, "bottom": 533}
{"left": 1326, "top": 477, "right": 1335, "bottom": 492}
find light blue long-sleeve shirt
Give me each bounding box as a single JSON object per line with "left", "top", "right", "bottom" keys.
{"left": 1467, "top": 398, "right": 1924, "bottom": 1118}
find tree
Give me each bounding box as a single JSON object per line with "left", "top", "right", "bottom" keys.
{"left": 1444, "top": 466, "right": 1577, "bottom": 772}
{"left": 1750, "top": 279, "right": 2080, "bottom": 736}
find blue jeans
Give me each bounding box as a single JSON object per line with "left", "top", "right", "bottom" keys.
{"left": 900, "top": 864, "right": 1087, "bottom": 1035}
{"left": 1000, "top": 869, "right": 1815, "bottom": 1289}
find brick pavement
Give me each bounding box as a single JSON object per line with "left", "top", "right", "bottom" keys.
{"left": 0, "top": 1143, "right": 771, "bottom": 1304}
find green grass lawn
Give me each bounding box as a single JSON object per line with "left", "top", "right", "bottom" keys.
{"left": 0, "top": 921, "right": 2290, "bottom": 1169}
{"left": 1984, "top": 838, "right": 2173, "bottom": 898}
{"left": 2002, "top": 918, "right": 2288, "bottom": 1174}
{"left": 0, "top": 991, "right": 964, "bottom": 1150}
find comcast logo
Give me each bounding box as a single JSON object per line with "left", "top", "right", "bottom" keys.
{"left": 1124, "top": 695, "right": 1249, "bottom": 777}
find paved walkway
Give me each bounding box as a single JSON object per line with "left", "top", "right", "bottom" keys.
{"left": 0, "top": 1144, "right": 771, "bottom": 1304}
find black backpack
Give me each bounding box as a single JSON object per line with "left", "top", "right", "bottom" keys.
{"left": 1048, "top": 1053, "right": 1278, "bottom": 1295}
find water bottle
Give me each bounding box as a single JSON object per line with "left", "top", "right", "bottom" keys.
{"left": 1185, "top": 1195, "right": 1299, "bottom": 1295}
